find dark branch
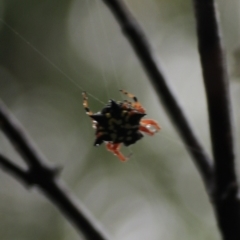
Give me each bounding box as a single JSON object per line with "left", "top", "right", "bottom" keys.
{"left": 0, "top": 100, "right": 49, "bottom": 169}
{"left": 192, "top": 0, "right": 240, "bottom": 239}
{"left": 0, "top": 100, "right": 109, "bottom": 240}
{"left": 0, "top": 154, "right": 31, "bottom": 185}
{"left": 101, "top": 0, "right": 214, "bottom": 192}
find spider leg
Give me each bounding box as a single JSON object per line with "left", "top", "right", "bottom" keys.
{"left": 106, "top": 142, "right": 128, "bottom": 162}
{"left": 82, "top": 91, "right": 98, "bottom": 128}
{"left": 139, "top": 125, "right": 154, "bottom": 136}
{"left": 119, "top": 89, "right": 145, "bottom": 113}
{"left": 82, "top": 91, "right": 93, "bottom": 116}
{"left": 120, "top": 89, "right": 138, "bottom": 102}
{"left": 141, "top": 119, "right": 161, "bottom": 131}
{"left": 140, "top": 119, "right": 161, "bottom": 135}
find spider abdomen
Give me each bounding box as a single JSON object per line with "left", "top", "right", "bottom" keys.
{"left": 92, "top": 99, "right": 145, "bottom": 146}
{"left": 82, "top": 90, "right": 160, "bottom": 161}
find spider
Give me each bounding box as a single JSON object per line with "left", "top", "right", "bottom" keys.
{"left": 82, "top": 90, "right": 161, "bottom": 161}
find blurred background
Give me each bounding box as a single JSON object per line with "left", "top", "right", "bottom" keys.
{"left": 0, "top": 0, "right": 240, "bottom": 239}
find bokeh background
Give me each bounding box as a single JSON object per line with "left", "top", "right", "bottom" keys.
{"left": 0, "top": 0, "right": 240, "bottom": 239}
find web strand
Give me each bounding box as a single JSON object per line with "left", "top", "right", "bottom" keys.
{"left": 0, "top": 18, "right": 105, "bottom": 105}
{"left": 85, "top": 0, "right": 110, "bottom": 99}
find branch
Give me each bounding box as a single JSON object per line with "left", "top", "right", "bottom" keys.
{"left": 0, "top": 100, "right": 110, "bottom": 240}
{"left": 0, "top": 100, "right": 49, "bottom": 169}
{"left": 101, "top": 0, "right": 214, "bottom": 192}
{"left": 192, "top": 0, "right": 240, "bottom": 239}
{"left": 0, "top": 154, "right": 31, "bottom": 185}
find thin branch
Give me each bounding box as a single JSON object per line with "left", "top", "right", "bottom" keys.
{"left": 0, "top": 100, "right": 49, "bottom": 169}
{"left": 0, "top": 100, "right": 109, "bottom": 240}
{"left": 101, "top": 0, "right": 214, "bottom": 192}
{"left": 0, "top": 154, "right": 31, "bottom": 185}
{"left": 192, "top": 0, "right": 240, "bottom": 239}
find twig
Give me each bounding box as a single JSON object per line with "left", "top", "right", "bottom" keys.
{"left": 192, "top": 0, "right": 240, "bottom": 239}
{"left": 0, "top": 100, "right": 109, "bottom": 240}
{"left": 101, "top": 0, "right": 214, "bottom": 192}
{"left": 0, "top": 154, "right": 31, "bottom": 185}
{"left": 0, "top": 99, "right": 50, "bottom": 169}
